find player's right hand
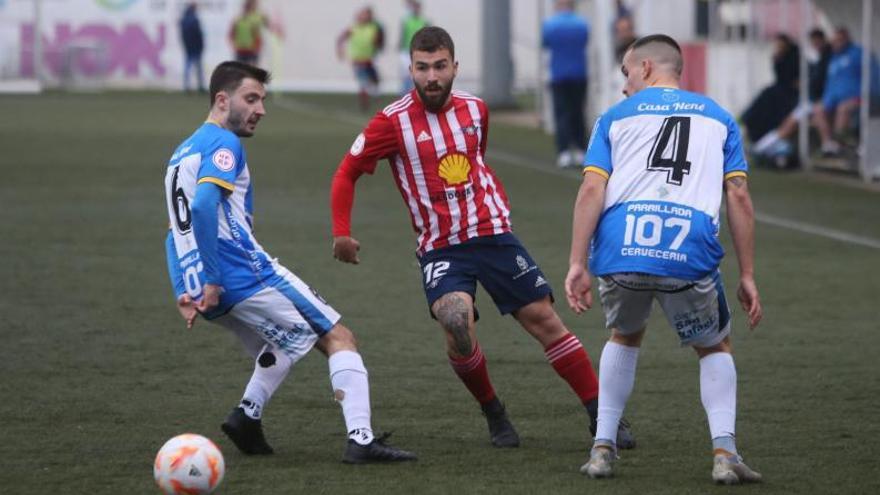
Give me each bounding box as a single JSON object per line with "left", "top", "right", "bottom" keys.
{"left": 176, "top": 294, "right": 199, "bottom": 329}
{"left": 564, "top": 264, "right": 593, "bottom": 314}
{"left": 196, "top": 284, "right": 222, "bottom": 315}
{"left": 333, "top": 236, "right": 361, "bottom": 264}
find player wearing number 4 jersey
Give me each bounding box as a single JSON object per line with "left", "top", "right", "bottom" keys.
{"left": 566, "top": 34, "right": 763, "bottom": 483}
{"left": 331, "top": 26, "right": 634, "bottom": 453}
{"left": 163, "top": 61, "right": 415, "bottom": 464}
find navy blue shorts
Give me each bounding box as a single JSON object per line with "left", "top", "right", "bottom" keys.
{"left": 417, "top": 233, "right": 553, "bottom": 316}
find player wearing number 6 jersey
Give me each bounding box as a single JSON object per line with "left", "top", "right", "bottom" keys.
{"left": 566, "top": 35, "right": 763, "bottom": 484}
{"left": 331, "top": 26, "right": 634, "bottom": 453}
{"left": 163, "top": 61, "right": 415, "bottom": 464}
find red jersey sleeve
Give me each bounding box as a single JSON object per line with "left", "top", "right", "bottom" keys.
{"left": 331, "top": 112, "right": 398, "bottom": 236}
{"left": 343, "top": 111, "right": 398, "bottom": 174}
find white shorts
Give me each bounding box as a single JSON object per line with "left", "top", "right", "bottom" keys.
{"left": 597, "top": 271, "right": 731, "bottom": 348}
{"left": 214, "top": 265, "right": 341, "bottom": 363}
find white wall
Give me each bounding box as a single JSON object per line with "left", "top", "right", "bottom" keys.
{"left": 1, "top": 0, "right": 779, "bottom": 116}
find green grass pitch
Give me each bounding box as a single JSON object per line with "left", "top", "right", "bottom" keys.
{"left": 1, "top": 91, "right": 878, "bottom": 494}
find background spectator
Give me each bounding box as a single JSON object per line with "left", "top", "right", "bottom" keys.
{"left": 541, "top": 0, "right": 590, "bottom": 168}
{"left": 180, "top": 2, "right": 204, "bottom": 93}
{"left": 337, "top": 6, "right": 385, "bottom": 111}
{"left": 741, "top": 34, "right": 800, "bottom": 151}
{"left": 613, "top": 15, "right": 637, "bottom": 63}
{"left": 229, "top": 0, "right": 269, "bottom": 65}
{"left": 813, "top": 27, "right": 863, "bottom": 155}
{"left": 751, "top": 28, "right": 832, "bottom": 168}
{"left": 398, "top": 0, "right": 429, "bottom": 94}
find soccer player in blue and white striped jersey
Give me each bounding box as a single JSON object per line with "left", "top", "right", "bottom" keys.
{"left": 164, "top": 61, "right": 415, "bottom": 464}
{"left": 565, "top": 35, "right": 763, "bottom": 484}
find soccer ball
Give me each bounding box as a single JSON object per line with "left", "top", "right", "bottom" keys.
{"left": 154, "top": 433, "right": 225, "bottom": 494}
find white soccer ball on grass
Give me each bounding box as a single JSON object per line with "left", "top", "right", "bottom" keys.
{"left": 154, "top": 433, "right": 225, "bottom": 494}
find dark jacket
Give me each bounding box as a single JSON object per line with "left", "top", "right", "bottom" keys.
{"left": 774, "top": 43, "right": 800, "bottom": 90}
{"left": 180, "top": 6, "right": 204, "bottom": 56}
{"left": 809, "top": 45, "right": 832, "bottom": 102}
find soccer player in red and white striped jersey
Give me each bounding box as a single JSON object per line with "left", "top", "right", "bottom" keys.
{"left": 330, "top": 26, "right": 634, "bottom": 451}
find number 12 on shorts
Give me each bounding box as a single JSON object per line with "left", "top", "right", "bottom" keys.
{"left": 623, "top": 214, "right": 691, "bottom": 250}
{"left": 423, "top": 261, "right": 450, "bottom": 286}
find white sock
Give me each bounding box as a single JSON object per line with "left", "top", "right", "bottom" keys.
{"left": 240, "top": 345, "right": 293, "bottom": 419}
{"left": 328, "top": 350, "right": 374, "bottom": 445}
{"left": 595, "top": 341, "right": 640, "bottom": 447}
{"left": 700, "top": 352, "right": 737, "bottom": 450}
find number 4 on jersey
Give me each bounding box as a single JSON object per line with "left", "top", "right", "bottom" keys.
{"left": 647, "top": 116, "right": 691, "bottom": 185}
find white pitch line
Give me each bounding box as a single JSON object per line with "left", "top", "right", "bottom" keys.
{"left": 486, "top": 150, "right": 880, "bottom": 251}
{"left": 271, "top": 97, "right": 880, "bottom": 251}
{"left": 753, "top": 212, "right": 880, "bottom": 249}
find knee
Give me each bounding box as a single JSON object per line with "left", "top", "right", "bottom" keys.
{"left": 514, "top": 298, "right": 566, "bottom": 341}
{"left": 433, "top": 293, "right": 472, "bottom": 332}
{"left": 840, "top": 99, "right": 860, "bottom": 113}
{"left": 433, "top": 293, "right": 474, "bottom": 355}
{"left": 693, "top": 336, "right": 732, "bottom": 358}
{"left": 609, "top": 328, "right": 644, "bottom": 347}
{"left": 319, "top": 324, "right": 358, "bottom": 355}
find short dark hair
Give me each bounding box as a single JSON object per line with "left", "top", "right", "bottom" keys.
{"left": 809, "top": 28, "right": 826, "bottom": 40}
{"left": 629, "top": 34, "right": 683, "bottom": 74}
{"left": 410, "top": 26, "right": 455, "bottom": 59}
{"left": 209, "top": 61, "right": 271, "bottom": 105}
{"left": 630, "top": 34, "right": 682, "bottom": 55}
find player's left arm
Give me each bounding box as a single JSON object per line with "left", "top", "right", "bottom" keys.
{"left": 724, "top": 175, "right": 761, "bottom": 330}
{"left": 191, "top": 138, "right": 240, "bottom": 313}
{"left": 722, "top": 116, "right": 762, "bottom": 329}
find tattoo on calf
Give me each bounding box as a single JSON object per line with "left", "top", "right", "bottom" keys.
{"left": 436, "top": 295, "right": 473, "bottom": 356}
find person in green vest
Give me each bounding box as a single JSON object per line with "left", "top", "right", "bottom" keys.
{"left": 337, "top": 6, "right": 386, "bottom": 111}
{"left": 398, "top": 0, "right": 429, "bottom": 94}
{"left": 229, "top": 0, "right": 269, "bottom": 65}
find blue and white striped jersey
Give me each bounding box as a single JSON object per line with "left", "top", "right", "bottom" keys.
{"left": 165, "top": 122, "right": 277, "bottom": 317}
{"left": 583, "top": 87, "right": 748, "bottom": 280}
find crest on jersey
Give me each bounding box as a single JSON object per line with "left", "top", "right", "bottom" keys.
{"left": 350, "top": 133, "right": 366, "bottom": 156}
{"left": 661, "top": 90, "right": 680, "bottom": 102}
{"left": 516, "top": 255, "right": 529, "bottom": 271}
{"left": 438, "top": 153, "right": 472, "bottom": 186}
{"left": 212, "top": 148, "right": 236, "bottom": 172}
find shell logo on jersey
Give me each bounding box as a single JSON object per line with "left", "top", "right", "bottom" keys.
{"left": 438, "top": 153, "right": 472, "bottom": 186}
{"left": 212, "top": 148, "right": 236, "bottom": 171}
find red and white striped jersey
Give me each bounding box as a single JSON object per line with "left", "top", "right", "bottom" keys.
{"left": 341, "top": 90, "right": 512, "bottom": 255}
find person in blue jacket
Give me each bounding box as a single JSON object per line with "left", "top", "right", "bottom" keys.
{"left": 542, "top": 0, "right": 590, "bottom": 168}
{"left": 813, "top": 27, "right": 863, "bottom": 155}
